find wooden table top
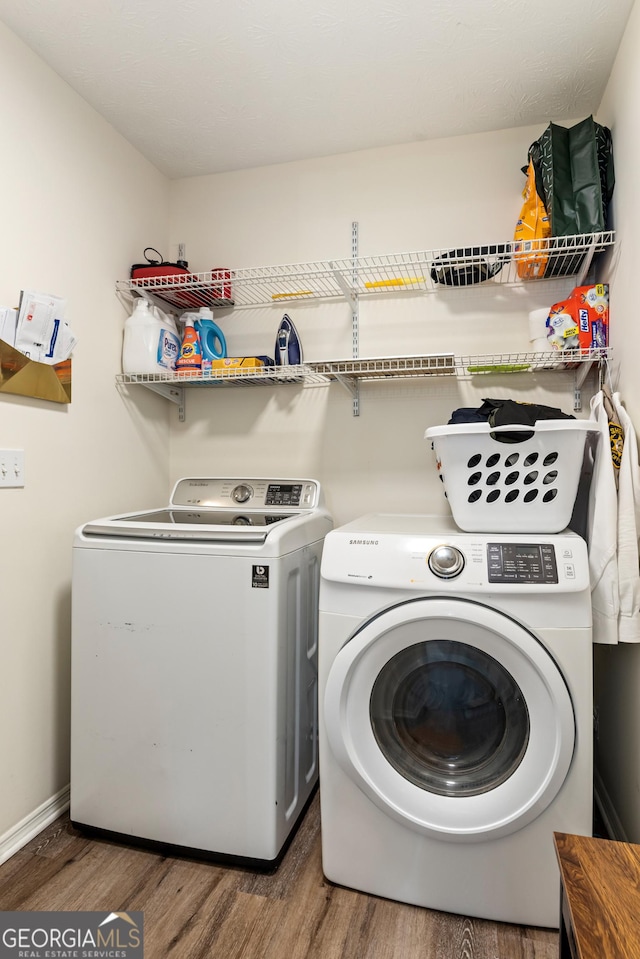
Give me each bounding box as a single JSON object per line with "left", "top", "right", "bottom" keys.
{"left": 554, "top": 832, "right": 640, "bottom": 959}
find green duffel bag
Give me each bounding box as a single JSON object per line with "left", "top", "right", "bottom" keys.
{"left": 526, "top": 116, "right": 615, "bottom": 276}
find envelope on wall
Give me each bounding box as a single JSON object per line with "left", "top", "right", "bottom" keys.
{"left": 0, "top": 338, "right": 71, "bottom": 404}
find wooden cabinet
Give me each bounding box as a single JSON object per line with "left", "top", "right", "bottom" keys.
{"left": 554, "top": 831, "right": 640, "bottom": 959}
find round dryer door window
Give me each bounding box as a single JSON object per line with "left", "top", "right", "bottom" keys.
{"left": 323, "top": 597, "right": 575, "bottom": 842}
{"left": 370, "top": 639, "right": 530, "bottom": 797}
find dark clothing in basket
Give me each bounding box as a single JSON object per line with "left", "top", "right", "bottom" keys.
{"left": 449, "top": 399, "right": 575, "bottom": 428}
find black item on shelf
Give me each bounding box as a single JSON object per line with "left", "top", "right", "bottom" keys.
{"left": 130, "top": 247, "right": 190, "bottom": 279}
{"left": 430, "top": 245, "right": 510, "bottom": 287}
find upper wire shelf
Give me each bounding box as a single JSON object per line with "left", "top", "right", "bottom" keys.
{"left": 116, "top": 232, "right": 615, "bottom": 312}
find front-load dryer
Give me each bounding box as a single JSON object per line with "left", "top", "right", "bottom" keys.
{"left": 71, "top": 477, "right": 332, "bottom": 868}
{"left": 318, "top": 513, "right": 592, "bottom": 928}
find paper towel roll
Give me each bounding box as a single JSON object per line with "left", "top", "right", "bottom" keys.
{"left": 528, "top": 308, "right": 550, "bottom": 342}
{"left": 531, "top": 337, "right": 562, "bottom": 369}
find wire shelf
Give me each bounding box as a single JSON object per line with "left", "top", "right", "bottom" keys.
{"left": 116, "top": 365, "right": 331, "bottom": 389}
{"left": 117, "top": 232, "right": 615, "bottom": 311}
{"left": 309, "top": 354, "right": 457, "bottom": 378}
{"left": 116, "top": 349, "right": 610, "bottom": 390}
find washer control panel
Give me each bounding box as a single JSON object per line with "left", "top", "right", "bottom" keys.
{"left": 172, "top": 477, "right": 320, "bottom": 510}
{"left": 487, "top": 543, "right": 558, "bottom": 584}
{"left": 265, "top": 483, "right": 305, "bottom": 507}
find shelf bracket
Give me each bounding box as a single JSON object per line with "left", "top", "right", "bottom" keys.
{"left": 332, "top": 373, "right": 359, "bottom": 406}
{"left": 352, "top": 380, "right": 360, "bottom": 416}
{"left": 574, "top": 234, "right": 600, "bottom": 286}
{"left": 329, "top": 225, "right": 359, "bottom": 310}
{"left": 330, "top": 267, "right": 358, "bottom": 307}
{"left": 573, "top": 362, "right": 594, "bottom": 413}
{"left": 143, "top": 382, "right": 185, "bottom": 421}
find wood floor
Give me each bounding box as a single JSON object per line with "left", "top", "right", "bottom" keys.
{"left": 0, "top": 794, "right": 558, "bottom": 959}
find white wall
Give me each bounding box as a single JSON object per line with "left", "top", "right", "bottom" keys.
{"left": 0, "top": 23, "right": 171, "bottom": 847}
{"left": 590, "top": 0, "right": 640, "bottom": 843}
{"left": 168, "top": 129, "right": 593, "bottom": 525}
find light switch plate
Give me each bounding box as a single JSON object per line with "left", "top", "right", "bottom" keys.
{"left": 0, "top": 449, "right": 25, "bottom": 487}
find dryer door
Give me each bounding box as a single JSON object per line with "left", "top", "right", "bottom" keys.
{"left": 323, "top": 597, "right": 575, "bottom": 842}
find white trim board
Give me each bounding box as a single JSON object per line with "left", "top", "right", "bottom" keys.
{"left": 0, "top": 785, "right": 70, "bottom": 866}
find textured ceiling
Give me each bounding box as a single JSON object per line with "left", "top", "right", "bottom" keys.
{"left": 0, "top": 0, "right": 633, "bottom": 179}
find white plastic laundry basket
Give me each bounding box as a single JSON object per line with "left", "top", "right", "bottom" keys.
{"left": 424, "top": 420, "right": 596, "bottom": 533}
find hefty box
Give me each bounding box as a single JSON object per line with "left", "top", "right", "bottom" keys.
{"left": 573, "top": 284, "right": 609, "bottom": 351}
{"left": 546, "top": 284, "right": 609, "bottom": 353}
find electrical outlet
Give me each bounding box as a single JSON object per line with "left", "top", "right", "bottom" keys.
{"left": 0, "top": 449, "right": 25, "bottom": 488}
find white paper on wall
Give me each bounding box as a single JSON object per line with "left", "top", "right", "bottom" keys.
{"left": 0, "top": 306, "right": 18, "bottom": 347}
{"left": 14, "top": 290, "right": 77, "bottom": 364}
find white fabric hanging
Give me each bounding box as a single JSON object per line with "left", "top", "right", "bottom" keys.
{"left": 613, "top": 396, "right": 640, "bottom": 642}
{"left": 587, "top": 389, "right": 640, "bottom": 643}
{"left": 587, "top": 390, "right": 620, "bottom": 644}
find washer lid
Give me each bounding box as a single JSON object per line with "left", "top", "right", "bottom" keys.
{"left": 324, "top": 596, "right": 576, "bottom": 842}
{"left": 81, "top": 477, "right": 324, "bottom": 543}
{"left": 81, "top": 508, "right": 292, "bottom": 542}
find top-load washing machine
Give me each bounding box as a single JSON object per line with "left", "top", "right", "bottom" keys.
{"left": 71, "top": 477, "right": 332, "bottom": 867}
{"left": 318, "top": 513, "right": 592, "bottom": 928}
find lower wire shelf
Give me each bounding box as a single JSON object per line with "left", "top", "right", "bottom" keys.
{"left": 115, "top": 348, "right": 611, "bottom": 420}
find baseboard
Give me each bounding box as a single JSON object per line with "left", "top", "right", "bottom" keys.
{"left": 594, "top": 769, "right": 628, "bottom": 842}
{"left": 0, "top": 784, "right": 70, "bottom": 866}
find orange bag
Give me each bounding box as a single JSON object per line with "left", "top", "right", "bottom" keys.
{"left": 514, "top": 161, "right": 551, "bottom": 279}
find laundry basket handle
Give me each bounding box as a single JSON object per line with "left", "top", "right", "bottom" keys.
{"left": 487, "top": 424, "right": 536, "bottom": 444}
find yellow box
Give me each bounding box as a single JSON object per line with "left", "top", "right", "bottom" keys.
{"left": 209, "top": 357, "right": 268, "bottom": 369}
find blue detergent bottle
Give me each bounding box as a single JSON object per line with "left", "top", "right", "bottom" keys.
{"left": 195, "top": 308, "right": 227, "bottom": 374}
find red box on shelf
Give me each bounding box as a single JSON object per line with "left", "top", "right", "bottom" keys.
{"left": 211, "top": 268, "right": 233, "bottom": 301}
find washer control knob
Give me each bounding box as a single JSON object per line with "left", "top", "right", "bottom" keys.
{"left": 428, "top": 545, "right": 465, "bottom": 579}
{"left": 231, "top": 484, "right": 253, "bottom": 504}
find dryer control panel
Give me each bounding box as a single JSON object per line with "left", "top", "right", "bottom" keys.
{"left": 487, "top": 543, "right": 558, "bottom": 584}
{"left": 320, "top": 514, "right": 589, "bottom": 595}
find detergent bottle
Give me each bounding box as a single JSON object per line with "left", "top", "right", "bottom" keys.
{"left": 175, "top": 315, "right": 202, "bottom": 372}
{"left": 122, "top": 298, "right": 181, "bottom": 374}
{"left": 194, "top": 307, "right": 227, "bottom": 374}
{"left": 152, "top": 304, "right": 181, "bottom": 370}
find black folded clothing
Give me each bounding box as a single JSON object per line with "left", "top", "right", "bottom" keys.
{"left": 447, "top": 399, "right": 574, "bottom": 442}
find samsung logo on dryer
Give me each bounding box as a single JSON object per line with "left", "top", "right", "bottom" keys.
{"left": 349, "top": 538, "right": 379, "bottom": 546}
